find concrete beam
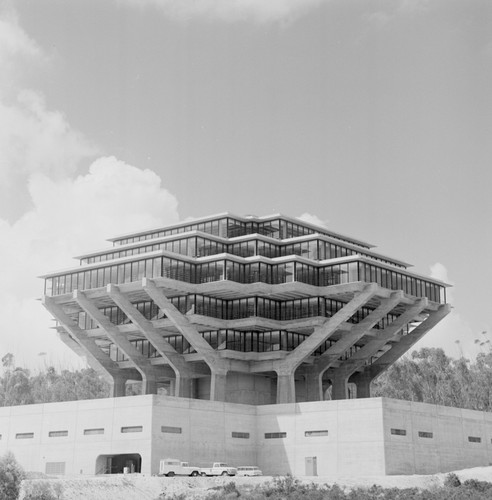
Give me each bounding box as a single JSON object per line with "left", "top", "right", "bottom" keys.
{"left": 263, "top": 284, "right": 378, "bottom": 404}
{"left": 73, "top": 290, "right": 160, "bottom": 395}
{"left": 142, "top": 278, "right": 229, "bottom": 401}
{"left": 42, "top": 296, "right": 131, "bottom": 397}
{"left": 281, "top": 283, "right": 379, "bottom": 372}
{"left": 107, "top": 284, "right": 194, "bottom": 397}
{"left": 329, "top": 298, "right": 428, "bottom": 399}
{"left": 366, "top": 303, "right": 452, "bottom": 380}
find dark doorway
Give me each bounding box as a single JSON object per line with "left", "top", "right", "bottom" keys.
{"left": 96, "top": 454, "right": 142, "bottom": 474}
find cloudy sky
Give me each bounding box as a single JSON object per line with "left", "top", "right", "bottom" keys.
{"left": 0, "top": 0, "right": 491, "bottom": 369}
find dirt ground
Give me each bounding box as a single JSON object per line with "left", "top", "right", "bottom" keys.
{"left": 19, "top": 466, "right": 492, "bottom": 500}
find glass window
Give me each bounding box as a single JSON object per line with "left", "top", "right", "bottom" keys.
{"left": 84, "top": 428, "right": 104, "bottom": 435}
{"left": 305, "top": 430, "right": 328, "bottom": 437}
{"left": 161, "top": 426, "right": 182, "bottom": 434}
{"left": 121, "top": 426, "right": 143, "bottom": 433}
{"left": 49, "top": 430, "right": 68, "bottom": 437}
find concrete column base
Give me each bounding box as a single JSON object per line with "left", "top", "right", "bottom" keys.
{"left": 110, "top": 375, "right": 127, "bottom": 397}
{"left": 176, "top": 376, "right": 194, "bottom": 398}
{"left": 210, "top": 371, "right": 227, "bottom": 401}
{"left": 304, "top": 370, "right": 322, "bottom": 402}
{"left": 351, "top": 372, "right": 372, "bottom": 398}
{"left": 277, "top": 373, "right": 295, "bottom": 404}
{"left": 331, "top": 372, "right": 350, "bottom": 400}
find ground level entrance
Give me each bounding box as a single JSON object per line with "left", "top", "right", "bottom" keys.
{"left": 96, "top": 454, "right": 142, "bottom": 474}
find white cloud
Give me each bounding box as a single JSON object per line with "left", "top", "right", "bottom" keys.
{"left": 120, "top": 0, "right": 326, "bottom": 24}
{"left": 412, "top": 262, "right": 479, "bottom": 360}
{"left": 0, "top": 159, "right": 179, "bottom": 368}
{"left": 298, "top": 212, "right": 329, "bottom": 228}
{"left": 0, "top": 7, "right": 44, "bottom": 93}
{"left": 0, "top": 11, "right": 181, "bottom": 369}
{"left": 0, "top": 11, "right": 97, "bottom": 221}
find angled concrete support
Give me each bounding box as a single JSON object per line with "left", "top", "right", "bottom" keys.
{"left": 304, "top": 292, "right": 404, "bottom": 401}
{"left": 107, "top": 284, "right": 194, "bottom": 398}
{"left": 284, "top": 283, "right": 379, "bottom": 370}
{"left": 73, "top": 290, "right": 159, "bottom": 395}
{"left": 267, "top": 284, "right": 378, "bottom": 404}
{"left": 367, "top": 303, "right": 452, "bottom": 380}
{"left": 329, "top": 298, "right": 428, "bottom": 400}
{"left": 42, "top": 296, "right": 131, "bottom": 397}
{"left": 142, "top": 278, "right": 229, "bottom": 401}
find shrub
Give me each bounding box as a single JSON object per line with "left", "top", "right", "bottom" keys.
{"left": 22, "top": 480, "right": 64, "bottom": 500}
{"left": 0, "top": 451, "right": 25, "bottom": 500}
{"left": 444, "top": 473, "right": 461, "bottom": 488}
{"left": 462, "top": 479, "right": 492, "bottom": 493}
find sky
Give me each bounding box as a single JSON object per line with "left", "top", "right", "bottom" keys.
{"left": 0, "top": 0, "right": 491, "bottom": 370}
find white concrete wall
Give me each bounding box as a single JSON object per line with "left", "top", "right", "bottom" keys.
{"left": 256, "top": 399, "right": 386, "bottom": 476}
{"left": 2, "top": 396, "right": 492, "bottom": 477}
{"left": 150, "top": 396, "right": 257, "bottom": 472}
{"left": 382, "top": 398, "right": 492, "bottom": 475}
{"left": 0, "top": 396, "right": 153, "bottom": 475}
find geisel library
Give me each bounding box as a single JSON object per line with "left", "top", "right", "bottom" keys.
{"left": 2, "top": 213, "right": 492, "bottom": 477}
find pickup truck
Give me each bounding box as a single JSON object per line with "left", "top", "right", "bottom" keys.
{"left": 200, "top": 462, "right": 237, "bottom": 476}
{"left": 159, "top": 458, "right": 201, "bottom": 477}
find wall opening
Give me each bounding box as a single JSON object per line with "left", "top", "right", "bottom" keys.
{"left": 96, "top": 454, "right": 142, "bottom": 474}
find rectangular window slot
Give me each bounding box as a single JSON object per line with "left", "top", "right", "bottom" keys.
{"left": 84, "top": 428, "right": 104, "bottom": 436}
{"left": 265, "top": 432, "right": 287, "bottom": 439}
{"left": 232, "top": 432, "right": 250, "bottom": 439}
{"left": 305, "top": 430, "right": 328, "bottom": 437}
{"left": 121, "top": 426, "right": 143, "bottom": 433}
{"left": 49, "top": 430, "right": 68, "bottom": 438}
{"left": 161, "top": 426, "right": 182, "bottom": 434}
{"left": 15, "top": 433, "right": 34, "bottom": 439}
{"left": 468, "top": 436, "right": 481, "bottom": 443}
{"left": 390, "top": 428, "right": 406, "bottom": 436}
{"left": 418, "top": 431, "right": 433, "bottom": 439}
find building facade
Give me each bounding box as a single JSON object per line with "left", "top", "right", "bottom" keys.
{"left": 7, "top": 213, "right": 476, "bottom": 477}
{"left": 40, "top": 213, "right": 450, "bottom": 405}
{"left": 2, "top": 395, "right": 492, "bottom": 476}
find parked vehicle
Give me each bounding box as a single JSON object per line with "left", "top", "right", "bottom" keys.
{"left": 236, "top": 466, "right": 262, "bottom": 476}
{"left": 159, "top": 458, "right": 201, "bottom": 477}
{"left": 200, "top": 462, "right": 237, "bottom": 476}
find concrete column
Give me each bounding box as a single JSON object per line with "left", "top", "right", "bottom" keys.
{"left": 107, "top": 284, "right": 196, "bottom": 398}
{"left": 110, "top": 375, "right": 128, "bottom": 397}
{"left": 331, "top": 371, "right": 350, "bottom": 400}
{"left": 304, "top": 368, "right": 323, "bottom": 402}
{"left": 276, "top": 370, "right": 296, "bottom": 404}
{"left": 210, "top": 369, "right": 228, "bottom": 402}
{"left": 176, "top": 375, "right": 193, "bottom": 398}
{"left": 351, "top": 371, "right": 372, "bottom": 398}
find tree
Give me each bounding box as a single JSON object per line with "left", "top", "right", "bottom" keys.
{"left": 0, "top": 452, "right": 25, "bottom": 500}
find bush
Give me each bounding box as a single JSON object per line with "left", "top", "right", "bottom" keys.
{"left": 22, "top": 480, "right": 64, "bottom": 500}
{"left": 462, "top": 479, "right": 492, "bottom": 493}
{"left": 0, "top": 451, "right": 25, "bottom": 500}
{"left": 444, "top": 473, "right": 461, "bottom": 488}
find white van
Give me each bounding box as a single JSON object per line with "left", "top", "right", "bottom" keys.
{"left": 236, "top": 466, "right": 262, "bottom": 476}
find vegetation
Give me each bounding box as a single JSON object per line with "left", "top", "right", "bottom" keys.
{"left": 22, "top": 480, "right": 64, "bottom": 500}
{"left": 0, "top": 452, "right": 25, "bottom": 500}
{"left": 156, "top": 474, "right": 492, "bottom": 500}
{"left": 0, "top": 354, "right": 109, "bottom": 406}
{"left": 372, "top": 347, "right": 492, "bottom": 411}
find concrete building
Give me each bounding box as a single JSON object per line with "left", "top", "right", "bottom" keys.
{"left": 40, "top": 213, "right": 450, "bottom": 405}
{"left": 4, "top": 212, "right": 480, "bottom": 477}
